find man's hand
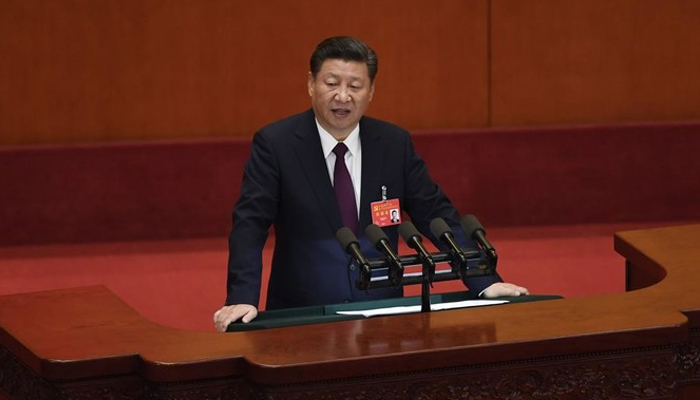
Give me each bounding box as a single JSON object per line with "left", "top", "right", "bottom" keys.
{"left": 481, "top": 282, "right": 530, "bottom": 298}
{"left": 213, "top": 304, "right": 258, "bottom": 332}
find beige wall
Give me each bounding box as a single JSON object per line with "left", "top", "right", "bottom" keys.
{"left": 1, "top": 0, "right": 699, "bottom": 145}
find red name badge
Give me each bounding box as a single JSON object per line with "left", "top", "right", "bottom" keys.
{"left": 371, "top": 198, "right": 401, "bottom": 227}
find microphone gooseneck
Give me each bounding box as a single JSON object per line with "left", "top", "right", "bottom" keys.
{"left": 461, "top": 214, "right": 497, "bottom": 260}
{"left": 336, "top": 227, "right": 371, "bottom": 278}
{"left": 429, "top": 217, "right": 467, "bottom": 265}
{"left": 365, "top": 223, "right": 403, "bottom": 285}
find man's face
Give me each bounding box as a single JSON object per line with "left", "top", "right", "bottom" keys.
{"left": 308, "top": 59, "right": 375, "bottom": 140}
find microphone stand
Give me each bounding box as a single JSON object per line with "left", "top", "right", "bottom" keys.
{"left": 355, "top": 248, "right": 496, "bottom": 313}
{"left": 343, "top": 217, "right": 499, "bottom": 314}
{"left": 420, "top": 260, "right": 432, "bottom": 313}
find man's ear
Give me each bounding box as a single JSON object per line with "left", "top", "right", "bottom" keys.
{"left": 369, "top": 82, "right": 375, "bottom": 102}
{"left": 307, "top": 72, "right": 314, "bottom": 97}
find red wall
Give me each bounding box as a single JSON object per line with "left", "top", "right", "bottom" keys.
{"left": 2, "top": 1, "right": 699, "bottom": 145}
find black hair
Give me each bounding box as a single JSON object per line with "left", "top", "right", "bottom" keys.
{"left": 309, "top": 36, "right": 378, "bottom": 83}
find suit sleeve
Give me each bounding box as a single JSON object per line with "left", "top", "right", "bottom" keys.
{"left": 401, "top": 133, "right": 503, "bottom": 296}
{"left": 225, "top": 130, "right": 280, "bottom": 306}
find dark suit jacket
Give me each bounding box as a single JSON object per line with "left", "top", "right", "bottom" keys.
{"left": 227, "top": 109, "right": 501, "bottom": 309}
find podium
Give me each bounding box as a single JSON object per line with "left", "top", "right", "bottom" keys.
{"left": 1, "top": 224, "right": 699, "bottom": 400}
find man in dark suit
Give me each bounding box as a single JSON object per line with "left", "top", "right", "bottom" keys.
{"left": 390, "top": 209, "right": 400, "bottom": 223}
{"left": 214, "top": 36, "right": 527, "bottom": 332}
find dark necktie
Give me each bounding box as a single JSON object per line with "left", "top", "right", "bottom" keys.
{"left": 333, "top": 143, "right": 359, "bottom": 234}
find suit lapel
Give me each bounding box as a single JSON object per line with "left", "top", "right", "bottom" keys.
{"left": 292, "top": 111, "right": 344, "bottom": 232}
{"left": 359, "top": 120, "right": 384, "bottom": 229}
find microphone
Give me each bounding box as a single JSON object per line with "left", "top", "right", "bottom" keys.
{"left": 461, "top": 214, "right": 497, "bottom": 260}
{"left": 336, "top": 227, "right": 371, "bottom": 277}
{"left": 429, "top": 217, "right": 467, "bottom": 266}
{"left": 365, "top": 224, "right": 403, "bottom": 285}
{"left": 397, "top": 221, "right": 436, "bottom": 280}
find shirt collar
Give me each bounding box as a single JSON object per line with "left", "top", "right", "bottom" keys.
{"left": 316, "top": 119, "right": 361, "bottom": 159}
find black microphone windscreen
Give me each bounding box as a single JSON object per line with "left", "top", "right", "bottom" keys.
{"left": 397, "top": 221, "right": 421, "bottom": 243}
{"left": 336, "top": 227, "right": 358, "bottom": 250}
{"left": 429, "top": 217, "right": 452, "bottom": 238}
{"left": 461, "top": 214, "right": 485, "bottom": 238}
{"left": 365, "top": 224, "right": 388, "bottom": 246}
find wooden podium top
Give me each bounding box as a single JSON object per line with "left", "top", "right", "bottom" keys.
{"left": 1, "top": 224, "right": 699, "bottom": 399}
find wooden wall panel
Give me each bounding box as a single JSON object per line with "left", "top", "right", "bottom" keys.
{"left": 4, "top": 1, "right": 699, "bottom": 145}
{"left": 490, "top": 0, "right": 700, "bottom": 126}
{"left": 0, "top": 0, "right": 488, "bottom": 145}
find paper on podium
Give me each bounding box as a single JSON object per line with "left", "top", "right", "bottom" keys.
{"left": 335, "top": 299, "right": 509, "bottom": 318}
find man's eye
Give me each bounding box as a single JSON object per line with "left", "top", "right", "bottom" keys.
{"left": 326, "top": 82, "right": 338, "bottom": 87}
